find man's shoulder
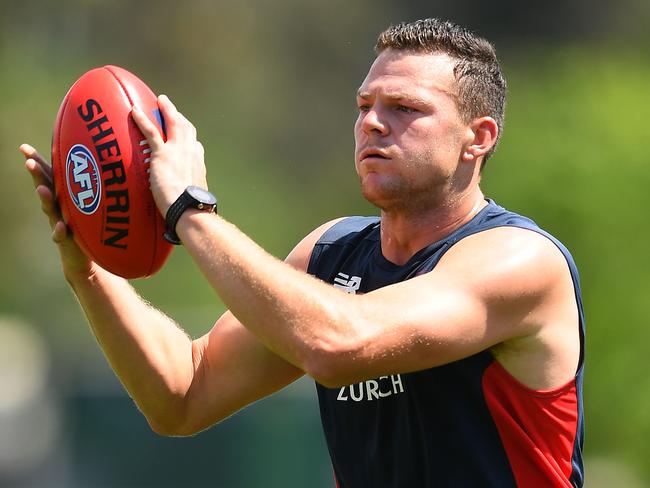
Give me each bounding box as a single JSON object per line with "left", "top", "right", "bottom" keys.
{"left": 457, "top": 200, "right": 577, "bottom": 275}
{"left": 314, "top": 216, "right": 380, "bottom": 246}
{"left": 284, "top": 217, "right": 371, "bottom": 272}
{"left": 286, "top": 216, "right": 380, "bottom": 274}
{"left": 438, "top": 225, "right": 576, "bottom": 303}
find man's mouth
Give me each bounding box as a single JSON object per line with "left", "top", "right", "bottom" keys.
{"left": 360, "top": 148, "right": 390, "bottom": 161}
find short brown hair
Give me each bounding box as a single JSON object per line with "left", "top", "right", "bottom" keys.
{"left": 376, "top": 18, "right": 506, "bottom": 166}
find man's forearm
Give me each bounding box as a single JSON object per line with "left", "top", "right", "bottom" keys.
{"left": 68, "top": 268, "right": 195, "bottom": 432}
{"left": 176, "top": 209, "right": 359, "bottom": 378}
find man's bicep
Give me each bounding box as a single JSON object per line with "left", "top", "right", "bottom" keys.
{"left": 182, "top": 311, "right": 304, "bottom": 434}
{"left": 355, "top": 273, "right": 490, "bottom": 372}
{"left": 348, "top": 228, "right": 562, "bottom": 379}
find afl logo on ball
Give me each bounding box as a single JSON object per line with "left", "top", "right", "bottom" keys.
{"left": 65, "top": 144, "right": 102, "bottom": 215}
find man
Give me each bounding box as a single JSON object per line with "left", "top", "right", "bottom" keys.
{"left": 23, "top": 18, "right": 584, "bottom": 488}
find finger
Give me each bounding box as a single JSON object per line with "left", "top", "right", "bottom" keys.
{"left": 20, "top": 144, "right": 53, "bottom": 182}
{"left": 156, "top": 94, "right": 184, "bottom": 141}
{"left": 36, "top": 184, "right": 62, "bottom": 229}
{"left": 176, "top": 111, "right": 198, "bottom": 141}
{"left": 20, "top": 143, "right": 47, "bottom": 165}
{"left": 51, "top": 220, "right": 69, "bottom": 244}
{"left": 159, "top": 94, "right": 178, "bottom": 113}
{"left": 132, "top": 105, "right": 165, "bottom": 151}
{"left": 25, "top": 158, "right": 54, "bottom": 190}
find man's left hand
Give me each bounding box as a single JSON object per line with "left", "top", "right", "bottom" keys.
{"left": 131, "top": 94, "right": 208, "bottom": 216}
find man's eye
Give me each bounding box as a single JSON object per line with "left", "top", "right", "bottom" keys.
{"left": 397, "top": 105, "right": 416, "bottom": 113}
{"left": 358, "top": 104, "right": 371, "bottom": 112}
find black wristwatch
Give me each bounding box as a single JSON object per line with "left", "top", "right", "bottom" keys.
{"left": 163, "top": 186, "right": 218, "bottom": 245}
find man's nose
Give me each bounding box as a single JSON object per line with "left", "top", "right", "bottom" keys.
{"left": 360, "top": 107, "right": 389, "bottom": 136}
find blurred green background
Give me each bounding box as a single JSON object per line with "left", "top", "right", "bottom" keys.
{"left": 1, "top": 0, "right": 649, "bottom": 486}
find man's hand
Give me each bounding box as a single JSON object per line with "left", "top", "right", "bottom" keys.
{"left": 131, "top": 95, "right": 208, "bottom": 217}
{"left": 20, "top": 143, "right": 98, "bottom": 282}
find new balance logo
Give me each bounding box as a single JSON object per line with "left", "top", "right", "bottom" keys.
{"left": 333, "top": 272, "right": 361, "bottom": 294}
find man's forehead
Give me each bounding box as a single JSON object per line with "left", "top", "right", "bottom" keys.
{"left": 358, "top": 49, "right": 458, "bottom": 98}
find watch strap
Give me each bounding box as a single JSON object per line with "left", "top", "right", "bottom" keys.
{"left": 163, "top": 187, "right": 217, "bottom": 245}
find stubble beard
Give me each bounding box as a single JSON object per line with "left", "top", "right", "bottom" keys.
{"left": 360, "top": 153, "right": 449, "bottom": 215}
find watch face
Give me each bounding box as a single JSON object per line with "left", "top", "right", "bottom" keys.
{"left": 187, "top": 186, "right": 217, "bottom": 205}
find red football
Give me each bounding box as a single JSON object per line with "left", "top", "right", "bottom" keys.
{"left": 52, "top": 65, "right": 172, "bottom": 279}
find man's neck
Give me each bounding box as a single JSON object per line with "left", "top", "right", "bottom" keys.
{"left": 379, "top": 190, "right": 488, "bottom": 265}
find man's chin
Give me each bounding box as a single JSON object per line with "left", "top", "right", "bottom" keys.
{"left": 360, "top": 185, "right": 398, "bottom": 212}
{"left": 361, "top": 183, "right": 438, "bottom": 214}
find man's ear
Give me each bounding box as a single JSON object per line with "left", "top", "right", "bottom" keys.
{"left": 461, "top": 117, "right": 499, "bottom": 162}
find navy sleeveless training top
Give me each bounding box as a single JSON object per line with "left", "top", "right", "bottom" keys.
{"left": 307, "top": 199, "right": 585, "bottom": 488}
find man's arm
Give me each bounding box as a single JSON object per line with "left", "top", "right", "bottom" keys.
{"left": 21, "top": 143, "right": 338, "bottom": 436}
{"left": 176, "top": 217, "right": 343, "bottom": 435}
{"left": 176, "top": 212, "right": 579, "bottom": 390}
{"left": 132, "top": 97, "right": 580, "bottom": 391}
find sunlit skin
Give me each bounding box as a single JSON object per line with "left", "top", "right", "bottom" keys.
{"left": 19, "top": 48, "right": 579, "bottom": 437}
{"left": 354, "top": 49, "right": 498, "bottom": 264}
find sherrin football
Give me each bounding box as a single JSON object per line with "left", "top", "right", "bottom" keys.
{"left": 52, "top": 65, "right": 172, "bottom": 279}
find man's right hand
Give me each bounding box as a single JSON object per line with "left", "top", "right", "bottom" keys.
{"left": 21, "top": 143, "right": 99, "bottom": 283}
{"left": 21, "top": 142, "right": 334, "bottom": 436}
